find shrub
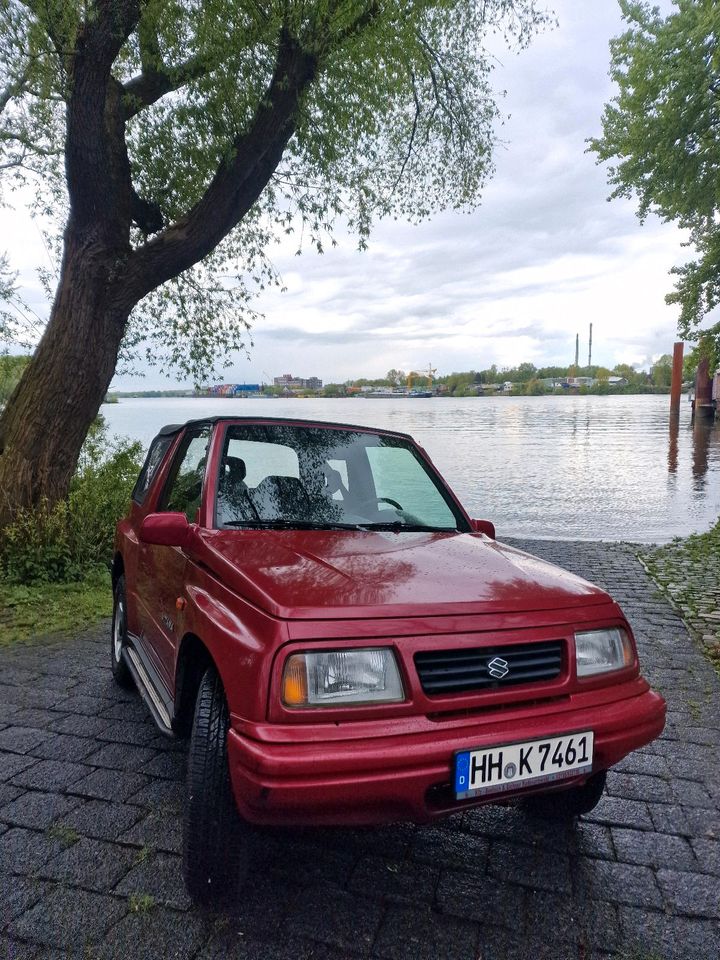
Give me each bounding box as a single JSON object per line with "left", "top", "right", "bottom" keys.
{"left": 0, "top": 416, "right": 143, "bottom": 584}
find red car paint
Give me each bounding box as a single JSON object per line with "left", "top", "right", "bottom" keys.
{"left": 114, "top": 416, "right": 666, "bottom": 825}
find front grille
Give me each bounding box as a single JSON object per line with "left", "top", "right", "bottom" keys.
{"left": 414, "top": 640, "right": 564, "bottom": 695}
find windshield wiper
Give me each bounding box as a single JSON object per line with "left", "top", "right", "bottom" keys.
{"left": 222, "top": 519, "right": 366, "bottom": 530}
{"left": 356, "top": 522, "right": 458, "bottom": 533}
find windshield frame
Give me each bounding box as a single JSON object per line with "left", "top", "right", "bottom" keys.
{"left": 209, "top": 419, "right": 472, "bottom": 533}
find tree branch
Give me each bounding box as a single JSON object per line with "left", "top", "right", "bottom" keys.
{"left": 124, "top": 26, "right": 318, "bottom": 301}
{"left": 121, "top": 54, "right": 209, "bottom": 120}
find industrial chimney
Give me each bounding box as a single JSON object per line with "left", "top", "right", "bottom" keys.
{"left": 575, "top": 333, "right": 579, "bottom": 369}
{"left": 588, "top": 323, "right": 593, "bottom": 368}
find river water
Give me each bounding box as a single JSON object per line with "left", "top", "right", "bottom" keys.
{"left": 101, "top": 394, "right": 720, "bottom": 543}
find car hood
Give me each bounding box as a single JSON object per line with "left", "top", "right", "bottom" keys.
{"left": 193, "top": 529, "right": 611, "bottom": 620}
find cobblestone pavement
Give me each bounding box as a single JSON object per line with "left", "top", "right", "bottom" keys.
{"left": 1, "top": 540, "right": 718, "bottom": 960}
{"left": 639, "top": 522, "right": 720, "bottom": 668}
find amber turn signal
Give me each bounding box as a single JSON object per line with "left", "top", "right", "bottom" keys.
{"left": 282, "top": 654, "right": 308, "bottom": 706}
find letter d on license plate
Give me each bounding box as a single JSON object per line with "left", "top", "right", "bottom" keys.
{"left": 454, "top": 731, "right": 594, "bottom": 800}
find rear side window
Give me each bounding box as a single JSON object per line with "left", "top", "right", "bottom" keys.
{"left": 132, "top": 435, "right": 174, "bottom": 504}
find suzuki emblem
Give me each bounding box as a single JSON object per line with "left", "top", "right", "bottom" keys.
{"left": 487, "top": 656, "right": 509, "bottom": 680}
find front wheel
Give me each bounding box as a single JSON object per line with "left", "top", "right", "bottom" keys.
{"left": 183, "top": 665, "right": 249, "bottom": 905}
{"left": 522, "top": 769, "right": 607, "bottom": 820}
{"left": 110, "top": 575, "right": 134, "bottom": 689}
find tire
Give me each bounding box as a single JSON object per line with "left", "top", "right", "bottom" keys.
{"left": 110, "top": 575, "right": 134, "bottom": 689}
{"left": 183, "top": 665, "right": 248, "bottom": 905}
{"left": 522, "top": 770, "right": 607, "bottom": 820}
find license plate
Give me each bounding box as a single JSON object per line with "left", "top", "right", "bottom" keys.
{"left": 454, "top": 731, "right": 594, "bottom": 800}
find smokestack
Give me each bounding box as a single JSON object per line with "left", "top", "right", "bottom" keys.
{"left": 575, "top": 333, "right": 579, "bottom": 368}
{"left": 588, "top": 323, "right": 593, "bottom": 368}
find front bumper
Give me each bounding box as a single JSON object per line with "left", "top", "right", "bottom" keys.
{"left": 227, "top": 678, "right": 666, "bottom": 826}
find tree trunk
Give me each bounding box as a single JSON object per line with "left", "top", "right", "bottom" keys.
{"left": 0, "top": 231, "right": 130, "bottom": 528}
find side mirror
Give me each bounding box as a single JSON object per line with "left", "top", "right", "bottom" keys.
{"left": 139, "top": 512, "right": 190, "bottom": 548}
{"left": 471, "top": 518, "right": 495, "bottom": 539}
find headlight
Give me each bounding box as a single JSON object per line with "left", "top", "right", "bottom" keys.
{"left": 575, "top": 628, "right": 634, "bottom": 677}
{"left": 282, "top": 648, "right": 404, "bottom": 707}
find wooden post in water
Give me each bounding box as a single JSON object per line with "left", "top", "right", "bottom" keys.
{"left": 670, "top": 341, "right": 684, "bottom": 414}
{"left": 694, "top": 356, "right": 714, "bottom": 420}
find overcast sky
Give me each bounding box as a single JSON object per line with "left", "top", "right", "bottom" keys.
{"left": 2, "top": 0, "right": 690, "bottom": 389}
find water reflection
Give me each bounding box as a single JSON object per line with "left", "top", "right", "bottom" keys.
{"left": 102, "top": 395, "right": 720, "bottom": 542}
{"left": 668, "top": 413, "right": 679, "bottom": 476}
{"left": 691, "top": 417, "right": 716, "bottom": 491}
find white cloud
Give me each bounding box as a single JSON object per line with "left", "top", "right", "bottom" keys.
{"left": 1, "top": 0, "right": 689, "bottom": 388}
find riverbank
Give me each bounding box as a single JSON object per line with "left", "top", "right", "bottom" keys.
{"left": 640, "top": 521, "right": 720, "bottom": 675}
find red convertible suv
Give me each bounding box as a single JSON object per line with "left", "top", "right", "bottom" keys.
{"left": 112, "top": 416, "right": 665, "bottom": 903}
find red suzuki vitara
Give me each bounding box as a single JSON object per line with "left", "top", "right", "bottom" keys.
{"left": 112, "top": 416, "right": 666, "bottom": 903}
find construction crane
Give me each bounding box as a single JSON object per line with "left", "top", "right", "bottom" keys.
{"left": 407, "top": 363, "right": 437, "bottom": 389}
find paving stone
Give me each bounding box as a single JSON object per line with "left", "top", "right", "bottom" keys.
{"left": 7, "top": 885, "right": 127, "bottom": 948}
{"left": 0, "top": 791, "right": 81, "bottom": 830}
{"left": 0, "top": 784, "right": 24, "bottom": 808}
{"left": 0, "top": 753, "right": 38, "bottom": 782}
{"left": 435, "top": 871, "right": 525, "bottom": 928}
{"left": 83, "top": 741, "right": 158, "bottom": 772}
{"left": 113, "top": 851, "right": 192, "bottom": 911}
{"left": 50, "top": 695, "right": 111, "bottom": 716}
{"left": 349, "top": 856, "right": 439, "bottom": 905}
{"left": 373, "top": 904, "right": 478, "bottom": 960}
{"left": 68, "top": 767, "right": 149, "bottom": 802}
{"left": 647, "top": 803, "right": 692, "bottom": 836}
{"left": 606, "top": 773, "right": 673, "bottom": 803}
{"left": 47, "top": 714, "right": 110, "bottom": 739}
{"left": 574, "top": 859, "right": 663, "bottom": 909}
{"left": 118, "top": 808, "right": 182, "bottom": 854}
{"left": 611, "top": 827, "right": 698, "bottom": 870}
{"left": 0, "top": 874, "right": 48, "bottom": 925}
{"left": 620, "top": 906, "right": 720, "bottom": 960}
{"left": 523, "top": 889, "right": 622, "bottom": 952}
{"left": 584, "top": 795, "right": 654, "bottom": 831}
{"left": 127, "top": 778, "right": 184, "bottom": 811}
{"left": 410, "top": 825, "right": 489, "bottom": 873}
{"left": 691, "top": 838, "right": 720, "bottom": 876}
{"left": 656, "top": 868, "right": 720, "bottom": 918}
{"left": 139, "top": 752, "right": 186, "bottom": 781}
{"left": 28, "top": 733, "right": 100, "bottom": 763}
{"left": 62, "top": 799, "right": 145, "bottom": 842}
{"left": 95, "top": 720, "right": 158, "bottom": 746}
{"left": 486, "top": 840, "right": 572, "bottom": 894}
{"left": 0, "top": 728, "right": 49, "bottom": 756}
{"left": 38, "top": 836, "right": 136, "bottom": 891}
{"left": 0, "top": 827, "right": 62, "bottom": 875}
{"left": 97, "top": 907, "right": 212, "bottom": 960}
{"left": 9, "top": 760, "right": 90, "bottom": 793}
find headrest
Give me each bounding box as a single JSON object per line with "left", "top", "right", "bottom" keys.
{"left": 225, "top": 456, "right": 247, "bottom": 481}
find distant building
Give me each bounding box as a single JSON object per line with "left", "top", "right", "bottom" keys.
{"left": 206, "top": 383, "right": 260, "bottom": 396}
{"left": 273, "top": 373, "right": 323, "bottom": 390}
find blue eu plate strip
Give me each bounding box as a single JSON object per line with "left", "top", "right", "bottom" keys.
{"left": 454, "top": 752, "right": 470, "bottom": 795}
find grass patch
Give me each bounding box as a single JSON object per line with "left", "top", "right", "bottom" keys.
{"left": 0, "top": 567, "right": 112, "bottom": 645}
{"left": 47, "top": 823, "right": 81, "bottom": 847}
{"left": 127, "top": 892, "right": 156, "bottom": 914}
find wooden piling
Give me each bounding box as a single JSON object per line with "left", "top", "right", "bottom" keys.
{"left": 670, "top": 341, "right": 683, "bottom": 414}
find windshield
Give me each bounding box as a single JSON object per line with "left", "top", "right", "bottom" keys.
{"left": 214, "top": 423, "right": 466, "bottom": 532}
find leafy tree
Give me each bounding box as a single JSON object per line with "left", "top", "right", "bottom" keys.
{"left": 0, "top": 0, "right": 548, "bottom": 523}
{"left": 590, "top": 1, "right": 720, "bottom": 353}
{"left": 0, "top": 353, "right": 30, "bottom": 405}
{"left": 385, "top": 369, "right": 405, "bottom": 386}
{"left": 651, "top": 353, "right": 673, "bottom": 388}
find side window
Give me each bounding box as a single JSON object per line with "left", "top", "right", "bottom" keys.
{"left": 132, "top": 435, "right": 174, "bottom": 505}
{"left": 159, "top": 427, "right": 212, "bottom": 521}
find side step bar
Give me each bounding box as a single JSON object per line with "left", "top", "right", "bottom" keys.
{"left": 122, "top": 639, "right": 176, "bottom": 738}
